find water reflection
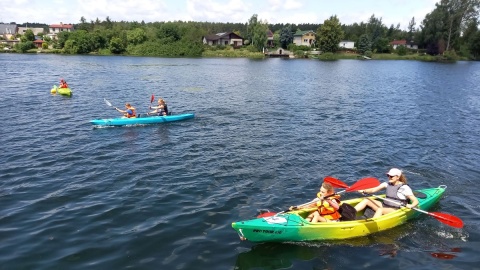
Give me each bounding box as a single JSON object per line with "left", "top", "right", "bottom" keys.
{"left": 234, "top": 243, "right": 319, "bottom": 270}
{"left": 234, "top": 226, "right": 411, "bottom": 269}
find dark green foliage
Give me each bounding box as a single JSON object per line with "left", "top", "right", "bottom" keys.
{"left": 318, "top": 52, "right": 338, "bottom": 60}
{"left": 127, "top": 40, "right": 203, "bottom": 57}
{"left": 109, "top": 37, "right": 125, "bottom": 54}
{"left": 279, "top": 25, "right": 294, "bottom": 49}
{"left": 317, "top": 15, "right": 344, "bottom": 53}
{"left": 357, "top": 34, "right": 371, "bottom": 55}
{"left": 24, "top": 29, "right": 35, "bottom": 41}
{"left": 469, "top": 31, "right": 480, "bottom": 59}
{"left": 396, "top": 45, "right": 407, "bottom": 56}
{"left": 17, "top": 41, "right": 34, "bottom": 52}
{"left": 157, "top": 23, "right": 181, "bottom": 41}
{"left": 127, "top": 28, "right": 147, "bottom": 45}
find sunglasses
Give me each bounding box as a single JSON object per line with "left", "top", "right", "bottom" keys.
{"left": 388, "top": 175, "right": 396, "bottom": 178}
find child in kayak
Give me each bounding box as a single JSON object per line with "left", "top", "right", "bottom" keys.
{"left": 290, "top": 182, "right": 341, "bottom": 222}
{"left": 116, "top": 103, "right": 137, "bottom": 118}
{"left": 59, "top": 79, "right": 69, "bottom": 88}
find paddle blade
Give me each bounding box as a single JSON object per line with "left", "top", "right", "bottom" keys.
{"left": 346, "top": 177, "right": 380, "bottom": 192}
{"left": 428, "top": 212, "right": 464, "bottom": 228}
{"left": 150, "top": 94, "right": 155, "bottom": 103}
{"left": 104, "top": 98, "right": 112, "bottom": 107}
{"left": 324, "top": 176, "right": 348, "bottom": 188}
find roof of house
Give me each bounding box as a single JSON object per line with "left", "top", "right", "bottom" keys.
{"left": 390, "top": 39, "right": 407, "bottom": 45}
{"left": 0, "top": 24, "right": 17, "bottom": 35}
{"left": 203, "top": 32, "right": 243, "bottom": 41}
{"left": 49, "top": 23, "right": 74, "bottom": 29}
{"left": 34, "top": 39, "right": 44, "bottom": 43}
{"left": 294, "top": 30, "right": 315, "bottom": 36}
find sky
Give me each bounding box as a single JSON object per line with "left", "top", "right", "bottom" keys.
{"left": 1, "top": 0, "right": 439, "bottom": 30}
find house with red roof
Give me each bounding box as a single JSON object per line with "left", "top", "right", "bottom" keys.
{"left": 47, "top": 23, "right": 74, "bottom": 40}
{"left": 390, "top": 39, "right": 418, "bottom": 50}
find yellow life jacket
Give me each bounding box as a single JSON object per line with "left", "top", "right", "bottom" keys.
{"left": 315, "top": 194, "right": 341, "bottom": 220}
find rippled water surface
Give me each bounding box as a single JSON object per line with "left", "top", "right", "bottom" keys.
{"left": 1, "top": 54, "right": 479, "bottom": 269}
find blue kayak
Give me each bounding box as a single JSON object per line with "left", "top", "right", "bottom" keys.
{"left": 90, "top": 113, "right": 194, "bottom": 126}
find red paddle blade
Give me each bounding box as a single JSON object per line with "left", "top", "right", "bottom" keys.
{"left": 257, "top": 212, "right": 276, "bottom": 218}
{"left": 430, "top": 252, "right": 457, "bottom": 260}
{"left": 346, "top": 177, "right": 380, "bottom": 192}
{"left": 150, "top": 94, "right": 155, "bottom": 103}
{"left": 428, "top": 212, "right": 464, "bottom": 228}
{"left": 324, "top": 176, "right": 348, "bottom": 188}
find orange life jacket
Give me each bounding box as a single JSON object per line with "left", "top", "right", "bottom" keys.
{"left": 315, "top": 194, "right": 341, "bottom": 220}
{"left": 125, "top": 107, "right": 136, "bottom": 118}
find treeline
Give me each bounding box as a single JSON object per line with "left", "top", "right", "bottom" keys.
{"left": 8, "top": 0, "right": 480, "bottom": 59}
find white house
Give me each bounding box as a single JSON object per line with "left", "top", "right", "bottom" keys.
{"left": 339, "top": 40, "right": 355, "bottom": 49}
{"left": 47, "top": 23, "right": 74, "bottom": 39}
{"left": 18, "top": 27, "right": 45, "bottom": 35}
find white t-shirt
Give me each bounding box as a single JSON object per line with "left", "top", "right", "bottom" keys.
{"left": 380, "top": 182, "right": 413, "bottom": 200}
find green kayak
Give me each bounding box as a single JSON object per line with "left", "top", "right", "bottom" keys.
{"left": 232, "top": 186, "right": 451, "bottom": 242}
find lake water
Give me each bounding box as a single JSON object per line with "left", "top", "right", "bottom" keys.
{"left": 1, "top": 54, "right": 479, "bottom": 269}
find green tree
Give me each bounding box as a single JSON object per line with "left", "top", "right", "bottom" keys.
{"left": 17, "top": 41, "right": 34, "bottom": 52}
{"left": 396, "top": 45, "right": 407, "bottom": 55}
{"left": 157, "top": 22, "right": 181, "bottom": 42}
{"left": 279, "top": 25, "right": 293, "bottom": 49}
{"left": 357, "top": 34, "right": 371, "bottom": 54}
{"left": 407, "top": 17, "right": 416, "bottom": 42}
{"left": 246, "top": 14, "right": 259, "bottom": 43}
{"left": 64, "top": 39, "right": 79, "bottom": 54}
{"left": 366, "top": 15, "right": 386, "bottom": 52}
{"left": 127, "top": 28, "right": 147, "bottom": 45}
{"left": 78, "top": 16, "right": 91, "bottom": 31}
{"left": 24, "top": 29, "right": 35, "bottom": 41}
{"left": 251, "top": 19, "right": 268, "bottom": 51}
{"left": 420, "top": 0, "right": 480, "bottom": 54}
{"left": 469, "top": 31, "right": 480, "bottom": 59}
{"left": 56, "top": 31, "right": 71, "bottom": 49}
{"left": 317, "top": 15, "right": 344, "bottom": 53}
{"left": 109, "top": 37, "right": 125, "bottom": 54}
{"left": 440, "top": 0, "right": 480, "bottom": 51}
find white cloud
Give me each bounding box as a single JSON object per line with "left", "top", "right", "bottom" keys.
{"left": 77, "top": 0, "right": 168, "bottom": 22}
{"left": 284, "top": 0, "right": 303, "bottom": 10}
{"left": 186, "top": 0, "right": 250, "bottom": 22}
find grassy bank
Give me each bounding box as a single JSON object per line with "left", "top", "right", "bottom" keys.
{"left": 202, "top": 47, "right": 264, "bottom": 58}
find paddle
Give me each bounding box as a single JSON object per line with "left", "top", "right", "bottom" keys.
{"left": 369, "top": 194, "right": 464, "bottom": 228}
{"left": 104, "top": 98, "right": 116, "bottom": 109}
{"left": 150, "top": 94, "right": 155, "bottom": 105}
{"left": 324, "top": 176, "right": 381, "bottom": 192}
{"left": 257, "top": 177, "right": 380, "bottom": 218}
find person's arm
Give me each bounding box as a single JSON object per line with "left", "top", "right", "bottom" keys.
{"left": 289, "top": 199, "right": 318, "bottom": 210}
{"left": 359, "top": 183, "right": 386, "bottom": 194}
{"left": 405, "top": 194, "right": 419, "bottom": 209}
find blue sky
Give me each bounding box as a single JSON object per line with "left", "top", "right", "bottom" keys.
{"left": 1, "top": 0, "right": 438, "bottom": 30}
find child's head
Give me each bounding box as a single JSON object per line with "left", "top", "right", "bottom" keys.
{"left": 317, "top": 182, "right": 335, "bottom": 198}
